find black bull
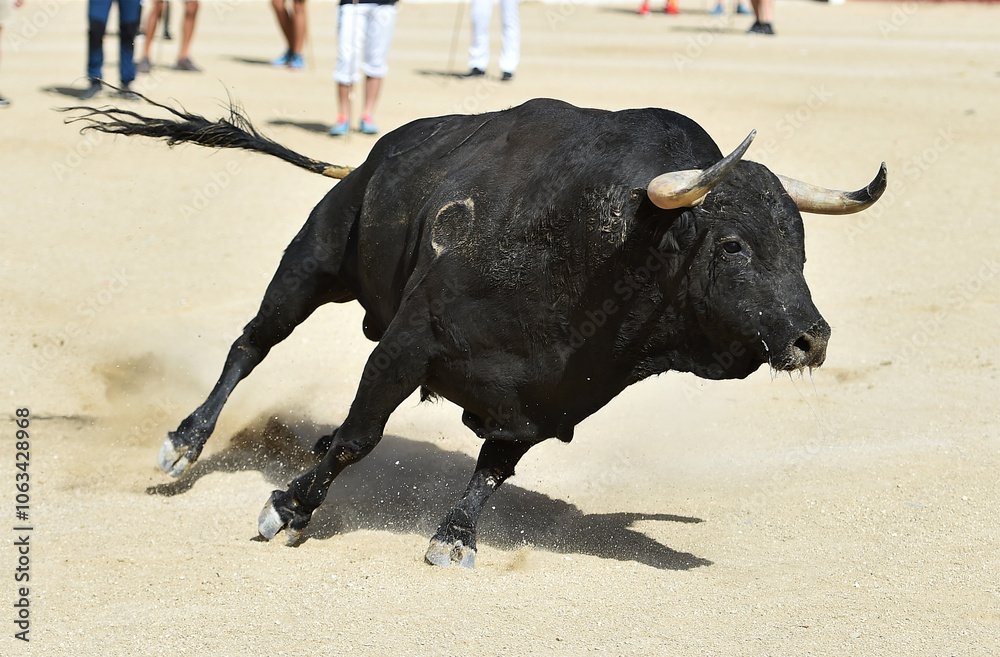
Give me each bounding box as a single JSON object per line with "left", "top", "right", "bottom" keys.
{"left": 69, "top": 96, "right": 886, "bottom": 568}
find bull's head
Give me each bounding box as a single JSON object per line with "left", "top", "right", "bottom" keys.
{"left": 645, "top": 133, "right": 885, "bottom": 379}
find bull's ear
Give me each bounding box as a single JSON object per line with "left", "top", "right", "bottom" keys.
{"left": 647, "top": 131, "right": 755, "bottom": 210}
{"left": 776, "top": 163, "right": 887, "bottom": 215}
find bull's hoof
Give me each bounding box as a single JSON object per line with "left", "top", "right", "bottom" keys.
{"left": 158, "top": 433, "right": 192, "bottom": 477}
{"left": 257, "top": 489, "right": 310, "bottom": 546}
{"left": 424, "top": 539, "right": 476, "bottom": 569}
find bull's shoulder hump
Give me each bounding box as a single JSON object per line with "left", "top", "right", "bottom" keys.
{"left": 367, "top": 99, "right": 714, "bottom": 162}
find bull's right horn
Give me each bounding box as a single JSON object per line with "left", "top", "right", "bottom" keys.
{"left": 647, "top": 131, "right": 756, "bottom": 210}
{"left": 776, "top": 163, "right": 888, "bottom": 215}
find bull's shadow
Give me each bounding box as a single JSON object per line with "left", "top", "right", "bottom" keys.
{"left": 147, "top": 415, "right": 710, "bottom": 570}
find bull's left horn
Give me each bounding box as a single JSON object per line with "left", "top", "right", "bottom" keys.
{"left": 647, "top": 130, "right": 756, "bottom": 210}
{"left": 776, "top": 162, "right": 887, "bottom": 215}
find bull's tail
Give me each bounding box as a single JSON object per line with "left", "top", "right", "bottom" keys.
{"left": 60, "top": 87, "right": 353, "bottom": 179}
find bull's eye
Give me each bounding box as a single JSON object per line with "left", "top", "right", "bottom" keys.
{"left": 722, "top": 240, "right": 743, "bottom": 254}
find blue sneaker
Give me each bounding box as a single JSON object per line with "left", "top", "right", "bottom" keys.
{"left": 270, "top": 50, "right": 291, "bottom": 67}
{"left": 710, "top": 2, "right": 724, "bottom": 14}
{"left": 359, "top": 114, "right": 378, "bottom": 135}
{"left": 288, "top": 53, "right": 305, "bottom": 70}
{"left": 329, "top": 117, "right": 349, "bottom": 136}
{"left": 737, "top": 3, "right": 752, "bottom": 13}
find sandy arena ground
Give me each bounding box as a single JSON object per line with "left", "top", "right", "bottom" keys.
{"left": 2, "top": 0, "right": 999, "bottom": 654}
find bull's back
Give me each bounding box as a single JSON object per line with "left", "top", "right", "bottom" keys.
{"left": 345, "top": 99, "right": 721, "bottom": 336}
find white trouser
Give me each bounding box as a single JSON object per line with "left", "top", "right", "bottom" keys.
{"left": 468, "top": 0, "right": 520, "bottom": 74}
{"left": 333, "top": 3, "right": 398, "bottom": 84}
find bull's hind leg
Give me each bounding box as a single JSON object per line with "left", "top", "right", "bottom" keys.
{"left": 159, "top": 230, "right": 350, "bottom": 476}
{"left": 425, "top": 438, "right": 536, "bottom": 568}
{"left": 257, "top": 317, "right": 431, "bottom": 545}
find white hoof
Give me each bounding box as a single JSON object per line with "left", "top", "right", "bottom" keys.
{"left": 424, "top": 539, "right": 476, "bottom": 569}
{"left": 257, "top": 498, "right": 287, "bottom": 541}
{"left": 158, "top": 435, "right": 191, "bottom": 477}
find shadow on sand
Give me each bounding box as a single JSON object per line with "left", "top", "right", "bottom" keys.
{"left": 267, "top": 118, "right": 331, "bottom": 135}
{"left": 147, "top": 415, "right": 711, "bottom": 570}
{"left": 228, "top": 56, "right": 277, "bottom": 67}
{"left": 414, "top": 69, "right": 484, "bottom": 80}
{"left": 43, "top": 85, "right": 98, "bottom": 99}
{"left": 602, "top": 5, "right": 730, "bottom": 17}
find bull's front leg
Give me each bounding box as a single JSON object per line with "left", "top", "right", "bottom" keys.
{"left": 425, "top": 438, "right": 535, "bottom": 568}
{"left": 256, "top": 417, "right": 385, "bottom": 546}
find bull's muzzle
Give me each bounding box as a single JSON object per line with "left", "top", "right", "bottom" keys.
{"left": 775, "top": 321, "right": 831, "bottom": 371}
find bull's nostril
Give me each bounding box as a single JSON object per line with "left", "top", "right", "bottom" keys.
{"left": 786, "top": 329, "right": 828, "bottom": 370}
